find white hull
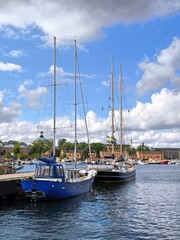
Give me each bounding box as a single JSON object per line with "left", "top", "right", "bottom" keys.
{"left": 88, "top": 164, "right": 114, "bottom": 172}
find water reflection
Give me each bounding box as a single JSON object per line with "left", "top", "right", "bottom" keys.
{"left": 0, "top": 165, "right": 180, "bottom": 240}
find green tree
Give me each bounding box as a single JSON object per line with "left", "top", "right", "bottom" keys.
{"left": 137, "top": 144, "right": 150, "bottom": 152}
{"left": 13, "top": 143, "right": 20, "bottom": 155}
{"left": 58, "top": 138, "right": 67, "bottom": 149}
{"left": 77, "top": 142, "right": 88, "bottom": 160}
{"left": 4, "top": 152, "right": 11, "bottom": 159}
{"left": 58, "top": 139, "right": 74, "bottom": 151}
{"left": 90, "top": 142, "right": 105, "bottom": 157}
{"left": 129, "top": 147, "right": 137, "bottom": 155}
{"left": 19, "top": 153, "right": 28, "bottom": 160}
{"left": 29, "top": 139, "right": 52, "bottom": 158}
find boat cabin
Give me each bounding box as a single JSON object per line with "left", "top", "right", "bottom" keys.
{"left": 35, "top": 163, "right": 85, "bottom": 181}
{"left": 35, "top": 163, "right": 65, "bottom": 178}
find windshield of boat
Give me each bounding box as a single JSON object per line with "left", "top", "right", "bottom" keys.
{"left": 35, "top": 164, "right": 65, "bottom": 178}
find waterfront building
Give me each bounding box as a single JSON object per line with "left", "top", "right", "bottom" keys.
{"left": 100, "top": 144, "right": 132, "bottom": 160}
{"left": 154, "top": 148, "right": 180, "bottom": 159}
{"left": 136, "top": 151, "right": 164, "bottom": 161}
{"left": 60, "top": 150, "right": 97, "bottom": 161}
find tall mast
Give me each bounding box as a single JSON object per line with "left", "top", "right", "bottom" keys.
{"left": 53, "top": 36, "right": 56, "bottom": 157}
{"left": 79, "top": 80, "right": 92, "bottom": 163}
{"left": 74, "top": 39, "right": 77, "bottom": 163}
{"left": 120, "top": 65, "right": 123, "bottom": 156}
{"left": 111, "top": 57, "right": 115, "bottom": 157}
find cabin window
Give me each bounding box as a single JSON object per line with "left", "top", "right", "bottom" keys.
{"left": 56, "top": 166, "right": 64, "bottom": 177}
{"left": 35, "top": 164, "right": 64, "bottom": 178}
{"left": 67, "top": 170, "right": 79, "bottom": 179}
{"left": 35, "top": 165, "right": 51, "bottom": 177}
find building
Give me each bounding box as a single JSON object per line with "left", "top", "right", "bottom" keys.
{"left": 60, "top": 150, "right": 97, "bottom": 161}
{"left": 100, "top": 144, "right": 131, "bottom": 160}
{"left": 1, "top": 144, "right": 28, "bottom": 155}
{"left": 136, "top": 151, "right": 164, "bottom": 161}
{"left": 61, "top": 150, "right": 81, "bottom": 161}
{"left": 155, "top": 148, "right": 180, "bottom": 159}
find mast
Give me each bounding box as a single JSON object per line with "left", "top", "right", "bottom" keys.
{"left": 53, "top": 36, "right": 56, "bottom": 157}
{"left": 79, "top": 80, "right": 92, "bottom": 163}
{"left": 111, "top": 57, "right": 115, "bottom": 158}
{"left": 75, "top": 44, "right": 92, "bottom": 162}
{"left": 120, "top": 65, "right": 123, "bottom": 156}
{"left": 74, "top": 39, "right": 77, "bottom": 163}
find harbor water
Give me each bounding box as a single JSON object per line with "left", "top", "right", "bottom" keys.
{"left": 0, "top": 164, "right": 180, "bottom": 240}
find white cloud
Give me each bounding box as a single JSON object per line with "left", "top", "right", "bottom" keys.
{"left": 1, "top": 99, "right": 180, "bottom": 147}
{"left": 23, "top": 79, "right": 33, "bottom": 86}
{"left": 49, "top": 65, "right": 65, "bottom": 76}
{"left": 0, "top": 61, "right": 22, "bottom": 71}
{"left": 0, "top": 0, "right": 179, "bottom": 46}
{"left": 0, "top": 91, "right": 21, "bottom": 123}
{"left": 102, "top": 80, "right": 110, "bottom": 87}
{"left": 18, "top": 84, "right": 48, "bottom": 109}
{"left": 8, "top": 49, "right": 24, "bottom": 57}
{"left": 136, "top": 37, "right": 180, "bottom": 94}
{"left": 130, "top": 88, "right": 180, "bottom": 131}
{"left": 39, "top": 64, "right": 95, "bottom": 81}
{"left": 0, "top": 121, "right": 36, "bottom": 143}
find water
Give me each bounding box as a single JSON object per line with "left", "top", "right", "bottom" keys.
{"left": 0, "top": 164, "right": 180, "bottom": 240}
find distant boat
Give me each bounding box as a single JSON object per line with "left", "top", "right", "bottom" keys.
{"left": 137, "top": 159, "right": 147, "bottom": 165}
{"left": 21, "top": 37, "right": 96, "bottom": 201}
{"left": 89, "top": 60, "right": 136, "bottom": 183}
{"left": 160, "top": 160, "right": 168, "bottom": 164}
{"left": 0, "top": 162, "right": 23, "bottom": 174}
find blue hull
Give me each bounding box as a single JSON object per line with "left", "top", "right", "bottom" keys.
{"left": 95, "top": 169, "right": 136, "bottom": 183}
{"left": 21, "top": 177, "right": 95, "bottom": 200}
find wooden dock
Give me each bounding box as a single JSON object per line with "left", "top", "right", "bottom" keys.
{"left": 0, "top": 172, "right": 34, "bottom": 198}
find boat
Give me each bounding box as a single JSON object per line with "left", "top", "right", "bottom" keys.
{"left": 137, "top": 159, "right": 147, "bottom": 165}
{"left": 0, "top": 161, "right": 24, "bottom": 174}
{"left": 89, "top": 61, "right": 136, "bottom": 183}
{"left": 160, "top": 160, "right": 168, "bottom": 164}
{"left": 21, "top": 37, "right": 96, "bottom": 201}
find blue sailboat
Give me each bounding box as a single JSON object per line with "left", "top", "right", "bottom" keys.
{"left": 21, "top": 37, "right": 96, "bottom": 201}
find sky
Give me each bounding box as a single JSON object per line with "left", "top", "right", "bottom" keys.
{"left": 0, "top": 0, "right": 180, "bottom": 148}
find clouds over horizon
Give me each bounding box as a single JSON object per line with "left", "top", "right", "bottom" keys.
{"left": 1, "top": 103, "right": 180, "bottom": 148}
{"left": 0, "top": 0, "right": 179, "bottom": 46}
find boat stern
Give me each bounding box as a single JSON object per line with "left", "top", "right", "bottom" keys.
{"left": 24, "top": 189, "right": 45, "bottom": 201}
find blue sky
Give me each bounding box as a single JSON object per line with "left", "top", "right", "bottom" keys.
{"left": 0, "top": 0, "right": 180, "bottom": 148}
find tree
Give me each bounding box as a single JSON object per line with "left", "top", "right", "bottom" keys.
{"left": 57, "top": 139, "right": 74, "bottom": 152}
{"left": 137, "top": 144, "right": 150, "bottom": 152}
{"left": 77, "top": 142, "right": 88, "bottom": 160}
{"left": 77, "top": 142, "right": 87, "bottom": 151}
{"left": 4, "top": 152, "right": 11, "bottom": 159}
{"left": 90, "top": 142, "right": 105, "bottom": 157}
{"left": 19, "top": 153, "right": 28, "bottom": 160}
{"left": 13, "top": 143, "right": 20, "bottom": 155}
{"left": 29, "top": 139, "right": 52, "bottom": 158}
{"left": 129, "top": 147, "right": 137, "bottom": 155}
{"left": 58, "top": 138, "right": 67, "bottom": 148}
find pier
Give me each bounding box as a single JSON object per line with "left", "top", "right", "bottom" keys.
{"left": 0, "top": 172, "right": 34, "bottom": 198}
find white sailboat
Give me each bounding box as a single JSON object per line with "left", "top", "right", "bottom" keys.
{"left": 21, "top": 37, "right": 96, "bottom": 201}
